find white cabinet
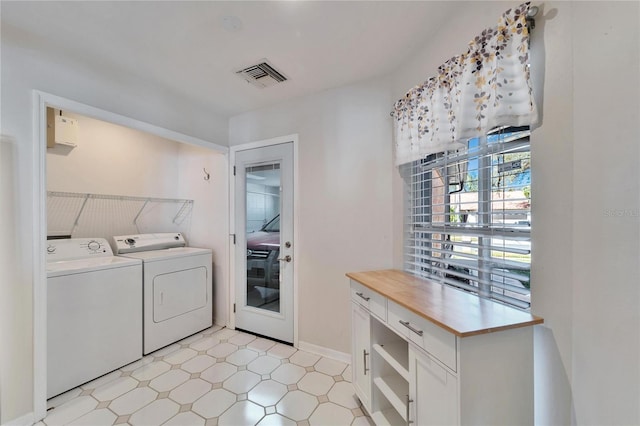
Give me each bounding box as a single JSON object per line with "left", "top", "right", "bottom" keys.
{"left": 348, "top": 273, "right": 539, "bottom": 426}
{"left": 351, "top": 301, "right": 372, "bottom": 412}
{"left": 410, "top": 346, "right": 457, "bottom": 425}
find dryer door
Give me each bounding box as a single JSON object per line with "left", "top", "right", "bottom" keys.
{"left": 153, "top": 267, "right": 208, "bottom": 322}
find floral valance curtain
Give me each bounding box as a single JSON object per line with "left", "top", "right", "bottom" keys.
{"left": 392, "top": 2, "right": 538, "bottom": 166}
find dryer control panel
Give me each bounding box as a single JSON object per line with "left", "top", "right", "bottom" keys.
{"left": 46, "top": 238, "right": 113, "bottom": 262}
{"left": 112, "top": 233, "right": 186, "bottom": 254}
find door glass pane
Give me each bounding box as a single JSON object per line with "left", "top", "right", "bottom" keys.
{"left": 245, "top": 163, "right": 281, "bottom": 313}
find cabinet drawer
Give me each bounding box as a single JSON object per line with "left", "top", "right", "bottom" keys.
{"left": 350, "top": 281, "right": 386, "bottom": 321}
{"left": 388, "top": 300, "right": 457, "bottom": 371}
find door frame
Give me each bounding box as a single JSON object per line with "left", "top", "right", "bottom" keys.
{"left": 229, "top": 135, "right": 299, "bottom": 347}
{"left": 32, "top": 90, "right": 228, "bottom": 422}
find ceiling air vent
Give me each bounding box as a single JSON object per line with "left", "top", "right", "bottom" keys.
{"left": 236, "top": 61, "right": 288, "bottom": 89}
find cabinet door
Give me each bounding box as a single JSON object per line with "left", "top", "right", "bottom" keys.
{"left": 351, "top": 301, "right": 372, "bottom": 412}
{"left": 410, "top": 346, "right": 458, "bottom": 426}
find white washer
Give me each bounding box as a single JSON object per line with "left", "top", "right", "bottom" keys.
{"left": 46, "top": 238, "right": 142, "bottom": 398}
{"left": 113, "top": 233, "right": 213, "bottom": 355}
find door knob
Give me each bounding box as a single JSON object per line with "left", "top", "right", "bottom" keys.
{"left": 278, "top": 255, "right": 292, "bottom": 262}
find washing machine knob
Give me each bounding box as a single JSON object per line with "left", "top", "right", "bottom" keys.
{"left": 125, "top": 238, "right": 135, "bottom": 245}
{"left": 87, "top": 240, "right": 101, "bottom": 251}
{"left": 47, "top": 245, "right": 56, "bottom": 253}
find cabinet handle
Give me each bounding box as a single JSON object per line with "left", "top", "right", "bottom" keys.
{"left": 356, "top": 292, "right": 370, "bottom": 302}
{"left": 406, "top": 394, "right": 414, "bottom": 425}
{"left": 399, "top": 320, "right": 424, "bottom": 336}
{"left": 363, "top": 349, "right": 369, "bottom": 374}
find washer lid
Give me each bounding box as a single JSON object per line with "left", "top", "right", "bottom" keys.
{"left": 47, "top": 256, "right": 142, "bottom": 278}
{"left": 117, "top": 247, "right": 212, "bottom": 262}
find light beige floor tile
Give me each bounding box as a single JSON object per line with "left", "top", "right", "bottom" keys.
{"left": 163, "top": 348, "right": 198, "bottom": 365}
{"left": 247, "top": 337, "right": 277, "bottom": 353}
{"left": 227, "top": 332, "right": 256, "bottom": 346}
{"left": 223, "top": 370, "right": 261, "bottom": 394}
{"left": 248, "top": 380, "right": 287, "bottom": 407}
{"left": 131, "top": 361, "right": 171, "bottom": 381}
{"left": 271, "top": 363, "right": 306, "bottom": 385}
{"left": 351, "top": 415, "right": 375, "bottom": 426}
{"left": 190, "top": 336, "right": 221, "bottom": 352}
{"left": 297, "top": 372, "right": 334, "bottom": 396}
{"left": 206, "top": 342, "right": 238, "bottom": 358}
{"left": 121, "top": 356, "right": 154, "bottom": 372}
{"left": 202, "top": 325, "right": 224, "bottom": 336}
{"left": 327, "top": 381, "right": 360, "bottom": 409}
{"left": 226, "top": 348, "right": 259, "bottom": 366}
{"left": 201, "top": 362, "right": 237, "bottom": 384}
{"left": 152, "top": 343, "right": 182, "bottom": 358}
{"left": 44, "top": 396, "right": 98, "bottom": 426}
{"left": 275, "top": 390, "right": 318, "bottom": 421}
{"left": 47, "top": 387, "right": 83, "bottom": 410}
{"left": 149, "top": 369, "right": 191, "bottom": 393}
{"left": 67, "top": 408, "right": 117, "bottom": 426}
{"left": 182, "top": 355, "right": 216, "bottom": 373}
{"left": 247, "top": 355, "right": 281, "bottom": 375}
{"left": 93, "top": 376, "right": 139, "bottom": 402}
{"left": 169, "top": 379, "right": 212, "bottom": 404}
{"left": 289, "top": 351, "right": 321, "bottom": 368}
{"left": 42, "top": 326, "right": 361, "bottom": 426}
{"left": 81, "top": 370, "right": 123, "bottom": 391}
{"left": 211, "top": 328, "right": 239, "bottom": 340}
{"left": 256, "top": 413, "right": 297, "bottom": 426}
{"left": 342, "top": 365, "right": 353, "bottom": 382}
{"left": 109, "top": 387, "right": 157, "bottom": 415}
{"left": 129, "top": 398, "right": 180, "bottom": 426}
{"left": 163, "top": 411, "right": 206, "bottom": 426}
{"left": 309, "top": 402, "right": 354, "bottom": 426}
{"left": 218, "top": 400, "right": 265, "bottom": 426}
{"left": 178, "top": 333, "right": 205, "bottom": 346}
{"left": 191, "top": 389, "right": 236, "bottom": 418}
{"left": 314, "top": 357, "right": 347, "bottom": 376}
{"left": 267, "top": 344, "right": 297, "bottom": 359}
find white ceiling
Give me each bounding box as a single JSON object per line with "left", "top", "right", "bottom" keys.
{"left": 1, "top": 1, "right": 458, "bottom": 118}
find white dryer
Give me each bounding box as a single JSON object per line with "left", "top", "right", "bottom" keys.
{"left": 46, "top": 238, "right": 142, "bottom": 398}
{"left": 113, "top": 233, "right": 213, "bottom": 355}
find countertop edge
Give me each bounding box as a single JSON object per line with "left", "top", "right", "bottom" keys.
{"left": 347, "top": 269, "right": 544, "bottom": 338}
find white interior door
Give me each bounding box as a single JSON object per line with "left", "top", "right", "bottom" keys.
{"left": 234, "top": 142, "right": 294, "bottom": 343}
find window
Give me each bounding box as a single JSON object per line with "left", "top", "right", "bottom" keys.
{"left": 402, "top": 127, "right": 531, "bottom": 310}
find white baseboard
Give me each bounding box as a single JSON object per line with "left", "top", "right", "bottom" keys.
{"left": 297, "top": 340, "right": 351, "bottom": 364}
{"left": 2, "top": 411, "right": 35, "bottom": 426}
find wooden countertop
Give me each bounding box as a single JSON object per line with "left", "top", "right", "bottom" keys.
{"left": 347, "top": 269, "right": 543, "bottom": 337}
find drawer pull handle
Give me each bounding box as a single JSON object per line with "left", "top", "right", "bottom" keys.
{"left": 363, "top": 349, "right": 369, "bottom": 374}
{"left": 406, "top": 394, "right": 414, "bottom": 425}
{"left": 355, "top": 292, "right": 370, "bottom": 302}
{"left": 399, "top": 320, "right": 424, "bottom": 336}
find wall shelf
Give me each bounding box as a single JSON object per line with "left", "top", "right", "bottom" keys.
{"left": 47, "top": 191, "right": 194, "bottom": 238}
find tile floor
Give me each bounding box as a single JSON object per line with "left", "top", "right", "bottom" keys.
{"left": 39, "top": 326, "right": 373, "bottom": 426}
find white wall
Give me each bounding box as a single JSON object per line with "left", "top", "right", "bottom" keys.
{"left": 229, "top": 77, "right": 395, "bottom": 354}
{"left": 177, "top": 144, "right": 229, "bottom": 328}
{"left": 47, "top": 111, "right": 181, "bottom": 198}
{"left": 0, "top": 32, "right": 228, "bottom": 424}
{"left": 570, "top": 3, "right": 639, "bottom": 424}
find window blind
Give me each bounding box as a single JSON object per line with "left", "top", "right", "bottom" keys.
{"left": 402, "top": 127, "right": 531, "bottom": 310}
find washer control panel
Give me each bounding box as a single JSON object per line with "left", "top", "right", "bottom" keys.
{"left": 46, "top": 238, "right": 113, "bottom": 262}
